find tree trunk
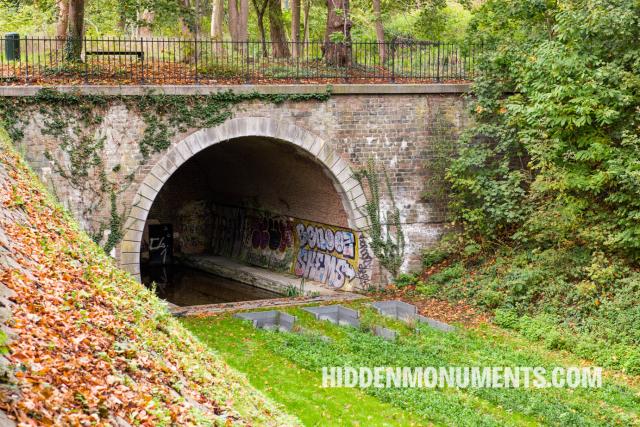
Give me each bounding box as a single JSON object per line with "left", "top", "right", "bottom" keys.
{"left": 138, "top": 9, "right": 155, "bottom": 38}
{"left": 238, "top": 0, "right": 249, "bottom": 42}
{"left": 65, "top": 0, "right": 85, "bottom": 61}
{"left": 117, "top": 7, "right": 126, "bottom": 31}
{"left": 229, "top": 0, "right": 239, "bottom": 42}
{"left": 180, "top": 0, "right": 194, "bottom": 38}
{"left": 291, "top": 0, "right": 300, "bottom": 58}
{"left": 372, "top": 0, "right": 385, "bottom": 63}
{"left": 324, "top": 0, "right": 351, "bottom": 66}
{"left": 210, "top": 0, "right": 224, "bottom": 38}
{"left": 269, "top": 0, "right": 290, "bottom": 57}
{"left": 211, "top": 0, "right": 224, "bottom": 54}
{"left": 302, "top": 0, "right": 310, "bottom": 54}
{"left": 252, "top": 0, "right": 269, "bottom": 57}
{"left": 55, "top": 0, "right": 69, "bottom": 47}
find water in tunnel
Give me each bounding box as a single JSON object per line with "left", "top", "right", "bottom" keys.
{"left": 140, "top": 136, "right": 362, "bottom": 305}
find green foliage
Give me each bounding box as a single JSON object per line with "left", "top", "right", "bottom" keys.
{"left": 2, "top": 0, "right": 472, "bottom": 43}
{"left": 133, "top": 89, "right": 331, "bottom": 158}
{"left": 103, "top": 189, "right": 123, "bottom": 254}
{"left": 494, "top": 309, "right": 640, "bottom": 375}
{"left": 422, "top": 111, "right": 456, "bottom": 207}
{"left": 394, "top": 272, "right": 418, "bottom": 288}
{"left": 428, "top": 261, "right": 464, "bottom": 286}
{"left": 285, "top": 277, "right": 306, "bottom": 297}
{"left": 354, "top": 159, "right": 405, "bottom": 277}
{"left": 186, "top": 306, "right": 640, "bottom": 424}
{"left": 430, "top": 0, "right": 640, "bottom": 366}
{"left": 452, "top": 0, "right": 640, "bottom": 255}
{"left": 422, "top": 248, "right": 448, "bottom": 268}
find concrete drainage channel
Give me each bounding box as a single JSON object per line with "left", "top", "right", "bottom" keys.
{"left": 233, "top": 300, "right": 454, "bottom": 342}
{"left": 371, "top": 300, "right": 455, "bottom": 333}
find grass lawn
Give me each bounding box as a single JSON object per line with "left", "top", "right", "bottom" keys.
{"left": 182, "top": 300, "right": 640, "bottom": 426}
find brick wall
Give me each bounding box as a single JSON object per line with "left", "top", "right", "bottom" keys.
{"left": 13, "top": 87, "right": 469, "bottom": 275}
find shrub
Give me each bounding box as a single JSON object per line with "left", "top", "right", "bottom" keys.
{"left": 493, "top": 309, "right": 519, "bottom": 329}
{"left": 422, "top": 248, "right": 449, "bottom": 268}
{"left": 428, "top": 262, "right": 464, "bottom": 286}
{"left": 395, "top": 273, "right": 419, "bottom": 288}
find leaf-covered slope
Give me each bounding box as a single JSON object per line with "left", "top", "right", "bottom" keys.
{"left": 0, "top": 126, "right": 299, "bottom": 426}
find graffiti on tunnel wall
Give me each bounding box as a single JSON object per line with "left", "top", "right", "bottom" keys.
{"left": 293, "top": 222, "right": 358, "bottom": 288}
{"left": 245, "top": 215, "right": 295, "bottom": 271}
{"left": 204, "top": 203, "right": 370, "bottom": 290}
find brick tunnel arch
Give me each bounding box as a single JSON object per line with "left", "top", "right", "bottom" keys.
{"left": 118, "top": 117, "right": 369, "bottom": 282}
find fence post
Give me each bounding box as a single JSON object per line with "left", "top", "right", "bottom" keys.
{"left": 83, "top": 37, "right": 88, "bottom": 84}
{"left": 344, "top": 42, "right": 349, "bottom": 83}
{"left": 194, "top": 38, "right": 199, "bottom": 84}
{"left": 24, "top": 37, "right": 29, "bottom": 83}
{"left": 140, "top": 37, "right": 145, "bottom": 84}
{"left": 245, "top": 41, "right": 251, "bottom": 84}
{"left": 390, "top": 38, "right": 395, "bottom": 83}
{"left": 296, "top": 41, "right": 300, "bottom": 82}
{"left": 436, "top": 42, "right": 441, "bottom": 82}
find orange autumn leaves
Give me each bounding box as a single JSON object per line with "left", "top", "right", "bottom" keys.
{"left": 0, "top": 148, "right": 228, "bottom": 425}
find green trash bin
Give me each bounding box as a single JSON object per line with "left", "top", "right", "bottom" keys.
{"left": 5, "top": 33, "right": 20, "bottom": 61}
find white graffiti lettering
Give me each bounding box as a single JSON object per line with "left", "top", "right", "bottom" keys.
{"left": 295, "top": 223, "right": 355, "bottom": 259}
{"left": 295, "top": 248, "right": 356, "bottom": 288}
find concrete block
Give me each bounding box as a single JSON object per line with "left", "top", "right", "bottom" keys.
{"left": 348, "top": 185, "right": 365, "bottom": 201}
{"left": 353, "top": 194, "right": 367, "bottom": 209}
{"left": 264, "top": 117, "right": 280, "bottom": 137}
{"left": 123, "top": 217, "right": 145, "bottom": 232}
{"left": 310, "top": 139, "right": 324, "bottom": 156}
{"left": 317, "top": 144, "right": 335, "bottom": 165}
{"left": 190, "top": 130, "right": 208, "bottom": 152}
{"left": 203, "top": 126, "right": 223, "bottom": 145}
{"left": 151, "top": 163, "right": 171, "bottom": 183}
{"left": 342, "top": 177, "right": 360, "bottom": 192}
{"left": 373, "top": 325, "right": 397, "bottom": 341}
{"left": 119, "top": 252, "right": 139, "bottom": 265}
{"left": 139, "top": 183, "right": 158, "bottom": 201}
{"left": 124, "top": 229, "right": 143, "bottom": 244}
{"left": 372, "top": 300, "right": 454, "bottom": 332}
{"left": 372, "top": 300, "right": 417, "bottom": 321}
{"left": 132, "top": 194, "right": 153, "bottom": 211}
{"left": 234, "top": 117, "right": 248, "bottom": 137}
{"left": 303, "top": 305, "right": 360, "bottom": 328}
{"left": 165, "top": 148, "right": 186, "bottom": 169}
{"left": 300, "top": 132, "right": 318, "bottom": 151}
{"left": 120, "top": 240, "right": 141, "bottom": 254}
{"left": 223, "top": 119, "right": 239, "bottom": 140}
{"left": 176, "top": 140, "right": 193, "bottom": 159}
{"left": 234, "top": 310, "right": 296, "bottom": 332}
{"left": 128, "top": 206, "right": 148, "bottom": 221}
{"left": 337, "top": 166, "right": 353, "bottom": 185}
{"left": 144, "top": 174, "right": 164, "bottom": 193}
{"left": 244, "top": 117, "right": 260, "bottom": 136}
{"left": 417, "top": 315, "right": 455, "bottom": 332}
{"left": 354, "top": 216, "right": 369, "bottom": 230}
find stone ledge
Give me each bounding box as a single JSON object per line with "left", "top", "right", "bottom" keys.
{"left": 0, "top": 83, "right": 471, "bottom": 97}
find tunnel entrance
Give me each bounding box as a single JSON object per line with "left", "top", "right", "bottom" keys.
{"left": 140, "top": 135, "right": 360, "bottom": 306}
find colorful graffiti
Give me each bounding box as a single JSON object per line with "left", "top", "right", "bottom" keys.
{"left": 203, "top": 202, "right": 371, "bottom": 290}
{"left": 356, "top": 233, "right": 373, "bottom": 289}
{"left": 293, "top": 222, "right": 359, "bottom": 288}
{"left": 244, "top": 215, "right": 294, "bottom": 271}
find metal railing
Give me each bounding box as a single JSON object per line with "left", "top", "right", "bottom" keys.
{"left": 0, "top": 36, "right": 478, "bottom": 85}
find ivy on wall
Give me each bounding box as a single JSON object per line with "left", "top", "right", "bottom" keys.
{"left": 0, "top": 88, "right": 332, "bottom": 252}
{"left": 354, "top": 159, "right": 405, "bottom": 278}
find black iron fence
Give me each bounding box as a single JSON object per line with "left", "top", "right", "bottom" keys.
{"left": 0, "top": 36, "right": 479, "bottom": 85}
